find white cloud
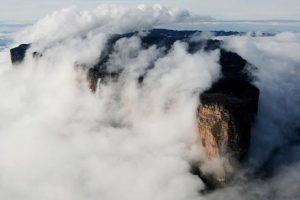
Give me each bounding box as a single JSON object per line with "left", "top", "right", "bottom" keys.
{"left": 13, "top": 4, "right": 204, "bottom": 45}
{"left": 1, "top": 4, "right": 300, "bottom": 200}
{"left": 0, "top": 5, "right": 221, "bottom": 199}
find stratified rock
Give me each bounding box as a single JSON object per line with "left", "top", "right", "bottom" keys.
{"left": 197, "top": 50, "right": 259, "bottom": 186}
{"left": 10, "top": 44, "right": 30, "bottom": 64}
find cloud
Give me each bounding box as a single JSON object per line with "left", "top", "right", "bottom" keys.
{"left": 13, "top": 4, "right": 207, "bottom": 45}
{"left": 0, "top": 5, "right": 221, "bottom": 199}
{"left": 1, "top": 4, "right": 300, "bottom": 200}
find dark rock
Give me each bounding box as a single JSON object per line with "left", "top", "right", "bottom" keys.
{"left": 33, "top": 51, "right": 43, "bottom": 58}
{"left": 87, "top": 68, "right": 119, "bottom": 92}
{"left": 10, "top": 44, "right": 30, "bottom": 64}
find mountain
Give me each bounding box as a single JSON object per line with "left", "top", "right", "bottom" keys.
{"left": 10, "top": 29, "right": 259, "bottom": 190}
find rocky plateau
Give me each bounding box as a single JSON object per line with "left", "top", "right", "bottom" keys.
{"left": 10, "top": 29, "right": 260, "bottom": 190}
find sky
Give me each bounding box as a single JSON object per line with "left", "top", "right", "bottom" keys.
{"left": 0, "top": 0, "right": 300, "bottom": 21}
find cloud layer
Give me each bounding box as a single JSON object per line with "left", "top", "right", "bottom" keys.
{"left": 14, "top": 4, "right": 206, "bottom": 45}
{"left": 0, "top": 4, "right": 300, "bottom": 200}
{"left": 0, "top": 5, "right": 221, "bottom": 200}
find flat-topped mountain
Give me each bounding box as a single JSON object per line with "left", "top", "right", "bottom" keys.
{"left": 10, "top": 29, "right": 259, "bottom": 190}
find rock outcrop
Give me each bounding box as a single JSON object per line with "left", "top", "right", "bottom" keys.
{"left": 10, "top": 44, "right": 30, "bottom": 64}
{"left": 10, "top": 29, "right": 259, "bottom": 189}
{"left": 198, "top": 50, "right": 259, "bottom": 186}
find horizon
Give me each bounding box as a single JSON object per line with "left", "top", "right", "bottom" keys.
{"left": 2, "top": 19, "right": 300, "bottom": 33}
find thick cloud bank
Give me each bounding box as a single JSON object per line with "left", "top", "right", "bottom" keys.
{"left": 0, "top": 4, "right": 300, "bottom": 200}
{"left": 14, "top": 4, "right": 208, "bottom": 45}
{"left": 0, "top": 5, "right": 220, "bottom": 200}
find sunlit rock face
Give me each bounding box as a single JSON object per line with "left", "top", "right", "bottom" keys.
{"left": 197, "top": 104, "right": 234, "bottom": 182}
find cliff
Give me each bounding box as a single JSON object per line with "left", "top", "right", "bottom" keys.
{"left": 198, "top": 50, "right": 259, "bottom": 186}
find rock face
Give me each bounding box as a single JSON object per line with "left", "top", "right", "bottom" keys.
{"left": 198, "top": 50, "right": 259, "bottom": 185}
{"left": 10, "top": 29, "right": 259, "bottom": 189}
{"left": 10, "top": 44, "right": 30, "bottom": 64}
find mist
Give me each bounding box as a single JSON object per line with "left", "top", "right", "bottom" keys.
{"left": 0, "top": 4, "right": 300, "bottom": 200}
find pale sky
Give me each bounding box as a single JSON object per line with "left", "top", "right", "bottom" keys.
{"left": 1, "top": 0, "right": 300, "bottom": 21}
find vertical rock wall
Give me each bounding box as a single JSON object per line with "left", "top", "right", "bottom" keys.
{"left": 197, "top": 50, "right": 260, "bottom": 185}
